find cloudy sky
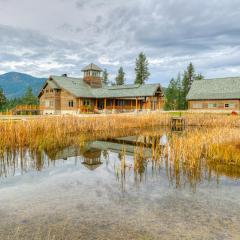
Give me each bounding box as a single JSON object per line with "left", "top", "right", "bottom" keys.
{"left": 0, "top": 0, "right": 240, "bottom": 86}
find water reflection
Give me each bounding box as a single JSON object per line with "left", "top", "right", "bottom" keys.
{"left": 0, "top": 131, "right": 240, "bottom": 191}
{"left": 82, "top": 148, "right": 102, "bottom": 170}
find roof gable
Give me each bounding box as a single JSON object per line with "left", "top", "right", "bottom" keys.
{"left": 49, "top": 75, "right": 95, "bottom": 97}
{"left": 187, "top": 77, "right": 240, "bottom": 100}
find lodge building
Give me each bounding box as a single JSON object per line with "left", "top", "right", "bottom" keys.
{"left": 187, "top": 77, "right": 240, "bottom": 111}
{"left": 38, "top": 63, "right": 165, "bottom": 114}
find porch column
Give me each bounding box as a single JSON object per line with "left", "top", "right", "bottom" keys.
{"left": 104, "top": 98, "right": 107, "bottom": 111}
{"left": 136, "top": 97, "right": 138, "bottom": 112}
{"left": 113, "top": 99, "right": 115, "bottom": 110}
{"left": 95, "top": 98, "right": 98, "bottom": 110}
{"left": 149, "top": 97, "right": 152, "bottom": 110}
{"left": 79, "top": 99, "right": 82, "bottom": 113}
{"left": 112, "top": 99, "right": 116, "bottom": 113}
{"left": 158, "top": 97, "right": 161, "bottom": 110}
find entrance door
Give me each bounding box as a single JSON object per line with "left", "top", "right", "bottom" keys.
{"left": 97, "top": 100, "right": 104, "bottom": 110}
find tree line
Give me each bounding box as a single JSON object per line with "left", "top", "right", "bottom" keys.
{"left": 164, "top": 63, "right": 203, "bottom": 110}
{"left": 102, "top": 52, "right": 150, "bottom": 86}
{"left": 0, "top": 87, "right": 38, "bottom": 112}
{"left": 102, "top": 53, "right": 203, "bottom": 110}
{"left": 0, "top": 53, "right": 203, "bottom": 112}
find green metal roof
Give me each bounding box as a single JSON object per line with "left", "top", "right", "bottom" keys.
{"left": 47, "top": 80, "right": 59, "bottom": 89}
{"left": 49, "top": 76, "right": 95, "bottom": 97}
{"left": 46, "top": 75, "right": 161, "bottom": 98}
{"left": 93, "top": 83, "right": 160, "bottom": 98}
{"left": 187, "top": 77, "right": 240, "bottom": 100}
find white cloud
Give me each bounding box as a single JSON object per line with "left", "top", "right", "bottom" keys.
{"left": 0, "top": 0, "right": 240, "bottom": 84}
{"left": 98, "top": 56, "right": 119, "bottom": 66}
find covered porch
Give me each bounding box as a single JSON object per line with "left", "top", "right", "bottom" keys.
{"left": 78, "top": 96, "right": 164, "bottom": 113}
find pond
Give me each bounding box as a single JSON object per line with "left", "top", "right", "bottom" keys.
{"left": 0, "top": 128, "right": 240, "bottom": 239}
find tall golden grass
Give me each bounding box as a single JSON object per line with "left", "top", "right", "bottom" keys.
{"left": 0, "top": 112, "right": 239, "bottom": 151}
{"left": 0, "top": 112, "right": 240, "bottom": 178}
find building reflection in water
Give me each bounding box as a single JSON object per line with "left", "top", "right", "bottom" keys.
{"left": 82, "top": 148, "right": 102, "bottom": 171}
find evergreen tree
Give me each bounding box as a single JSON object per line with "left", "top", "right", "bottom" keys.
{"left": 164, "top": 78, "right": 178, "bottom": 110}
{"left": 181, "top": 63, "right": 204, "bottom": 109}
{"left": 134, "top": 52, "right": 150, "bottom": 84}
{"left": 175, "top": 73, "right": 184, "bottom": 110}
{"left": 5, "top": 97, "right": 20, "bottom": 110}
{"left": 115, "top": 67, "right": 125, "bottom": 85}
{"left": 21, "top": 87, "right": 38, "bottom": 105}
{"left": 0, "top": 87, "right": 7, "bottom": 111}
{"left": 102, "top": 69, "right": 109, "bottom": 85}
{"left": 195, "top": 73, "right": 204, "bottom": 81}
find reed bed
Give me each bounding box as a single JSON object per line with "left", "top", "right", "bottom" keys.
{"left": 0, "top": 112, "right": 239, "bottom": 151}
{"left": 0, "top": 112, "right": 240, "bottom": 179}
{"left": 169, "top": 127, "right": 240, "bottom": 165}
{"left": 0, "top": 113, "right": 170, "bottom": 152}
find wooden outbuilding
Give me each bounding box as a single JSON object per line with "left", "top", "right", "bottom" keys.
{"left": 187, "top": 77, "right": 240, "bottom": 111}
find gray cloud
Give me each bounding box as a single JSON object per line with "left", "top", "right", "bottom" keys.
{"left": 0, "top": 0, "right": 240, "bottom": 86}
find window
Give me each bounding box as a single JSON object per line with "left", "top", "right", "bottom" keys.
{"left": 116, "top": 100, "right": 125, "bottom": 106}
{"left": 225, "top": 103, "right": 235, "bottom": 108}
{"left": 46, "top": 89, "right": 49, "bottom": 93}
{"left": 83, "top": 99, "right": 91, "bottom": 106}
{"left": 68, "top": 100, "right": 74, "bottom": 107}
{"left": 45, "top": 100, "right": 54, "bottom": 107}
{"left": 225, "top": 103, "right": 229, "bottom": 108}
{"left": 208, "top": 103, "right": 217, "bottom": 108}
{"left": 50, "top": 89, "right": 54, "bottom": 93}
{"left": 192, "top": 103, "right": 202, "bottom": 109}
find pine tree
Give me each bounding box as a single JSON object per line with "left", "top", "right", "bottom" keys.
{"left": 0, "top": 87, "right": 7, "bottom": 111}
{"left": 102, "top": 69, "right": 109, "bottom": 85}
{"left": 21, "top": 87, "right": 38, "bottom": 105}
{"left": 182, "top": 63, "right": 204, "bottom": 109}
{"left": 134, "top": 52, "right": 150, "bottom": 84}
{"left": 175, "top": 73, "right": 183, "bottom": 110}
{"left": 115, "top": 67, "right": 125, "bottom": 85}
{"left": 195, "top": 73, "right": 204, "bottom": 81}
{"left": 164, "top": 78, "right": 178, "bottom": 110}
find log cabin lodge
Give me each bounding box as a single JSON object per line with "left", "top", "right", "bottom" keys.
{"left": 38, "top": 63, "right": 165, "bottom": 114}
{"left": 187, "top": 77, "right": 240, "bottom": 111}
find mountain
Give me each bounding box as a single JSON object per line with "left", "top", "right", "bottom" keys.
{"left": 0, "top": 72, "right": 46, "bottom": 99}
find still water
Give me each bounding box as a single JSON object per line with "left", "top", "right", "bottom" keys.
{"left": 0, "top": 131, "right": 240, "bottom": 239}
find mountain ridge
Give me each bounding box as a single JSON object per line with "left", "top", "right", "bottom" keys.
{"left": 0, "top": 72, "right": 46, "bottom": 98}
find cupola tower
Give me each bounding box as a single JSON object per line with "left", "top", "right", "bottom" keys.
{"left": 81, "top": 63, "right": 103, "bottom": 88}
